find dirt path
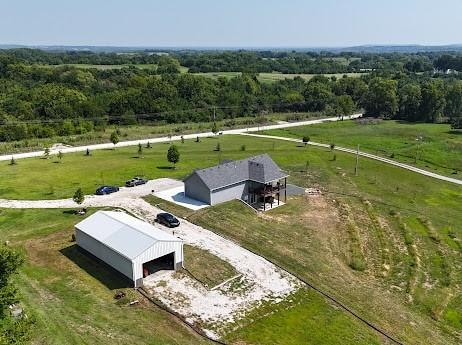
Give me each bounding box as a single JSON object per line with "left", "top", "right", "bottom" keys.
{"left": 0, "top": 178, "right": 301, "bottom": 339}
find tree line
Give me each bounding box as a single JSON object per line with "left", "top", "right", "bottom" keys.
{"left": 1, "top": 49, "right": 462, "bottom": 143}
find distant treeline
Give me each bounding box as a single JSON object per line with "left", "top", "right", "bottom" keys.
{"left": 0, "top": 49, "right": 462, "bottom": 142}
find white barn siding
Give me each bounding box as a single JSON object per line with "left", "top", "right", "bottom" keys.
{"left": 132, "top": 241, "right": 183, "bottom": 281}
{"left": 75, "top": 229, "right": 134, "bottom": 280}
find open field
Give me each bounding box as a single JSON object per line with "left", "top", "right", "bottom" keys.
{"left": 0, "top": 208, "right": 211, "bottom": 345}
{"left": 182, "top": 244, "right": 238, "bottom": 287}
{"left": 192, "top": 71, "right": 365, "bottom": 83}
{"left": 35, "top": 63, "right": 364, "bottom": 83}
{"left": 1, "top": 134, "right": 461, "bottom": 344}
{"left": 41, "top": 63, "right": 158, "bottom": 70}
{"left": 261, "top": 119, "right": 462, "bottom": 177}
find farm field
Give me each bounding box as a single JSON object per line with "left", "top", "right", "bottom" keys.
{"left": 0, "top": 208, "right": 211, "bottom": 345}
{"left": 1, "top": 134, "right": 461, "bottom": 344}
{"left": 192, "top": 71, "right": 365, "bottom": 83}
{"left": 261, "top": 119, "right": 462, "bottom": 177}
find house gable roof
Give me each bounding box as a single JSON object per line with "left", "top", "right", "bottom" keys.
{"left": 185, "top": 154, "right": 288, "bottom": 191}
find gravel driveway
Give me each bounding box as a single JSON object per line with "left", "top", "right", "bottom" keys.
{"left": 0, "top": 178, "right": 301, "bottom": 338}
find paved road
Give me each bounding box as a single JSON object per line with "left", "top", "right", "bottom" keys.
{"left": 242, "top": 133, "right": 462, "bottom": 186}
{"left": 0, "top": 114, "right": 362, "bottom": 161}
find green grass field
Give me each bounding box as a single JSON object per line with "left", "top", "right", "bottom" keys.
{"left": 1, "top": 133, "right": 461, "bottom": 344}
{"left": 192, "top": 71, "right": 365, "bottom": 83}
{"left": 261, "top": 119, "right": 462, "bottom": 176}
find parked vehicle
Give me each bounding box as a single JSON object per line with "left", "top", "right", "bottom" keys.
{"left": 125, "top": 177, "right": 148, "bottom": 187}
{"left": 156, "top": 213, "right": 180, "bottom": 228}
{"left": 95, "top": 186, "right": 119, "bottom": 195}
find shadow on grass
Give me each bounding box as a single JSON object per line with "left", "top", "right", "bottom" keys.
{"left": 447, "top": 130, "right": 462, "bottom": 135}
{"left": 62, "top": 210, "right": 77, "bottom": 215}
{"left": 60, "top": 244, "right": 131, "bottom": 290}
{"left": 157, "top": 166, "right": 174, "bottom": 170}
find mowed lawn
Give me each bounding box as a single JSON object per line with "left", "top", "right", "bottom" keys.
{"left": 261, "top": 119, "right": 462, "bottom": 176}
{"left": 1, "top": 134, "right": 461, "bottom": 344}
{"left": 0, "top": 208, "right": 211, "bottom": 345}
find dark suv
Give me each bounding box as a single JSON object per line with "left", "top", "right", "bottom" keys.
{"left": 156, "top": 213, "right": 180, "bottom": 228}
{"left": 95, "top": 186, "right": 119, "bottom": 195}
{"left": 125, "top": 177, "right": 148, "bottom": 187}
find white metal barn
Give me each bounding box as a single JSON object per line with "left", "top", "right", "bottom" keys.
{"left": 75, "top": 210, "right": 183, "bottom": 287}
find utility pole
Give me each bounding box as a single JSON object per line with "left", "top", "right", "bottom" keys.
{"left": 355, "top": 144, "right": 360, "bottom": 176}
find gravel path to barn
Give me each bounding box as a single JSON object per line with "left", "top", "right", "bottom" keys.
{"left": 0, "top": 178, "right": 301, "bottom": 339}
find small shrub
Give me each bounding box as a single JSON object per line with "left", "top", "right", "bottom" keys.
{"left": 195, "top": 136, "right": 200, "bottom": 143}
{"left": 390, "top": 152, "right": 395, "bottom": 159}
{"left": 9, "top": 156, "right": 17, "bottom": 165}
{"left": 349, "top": 256, "right": 366, "bottom": 271}
{"left": 240, "top": 144, "right": 246, "bottom": 151}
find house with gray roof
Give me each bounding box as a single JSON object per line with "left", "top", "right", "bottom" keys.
{"left": 184, "top": 154, "right": 288, "bottom": 210}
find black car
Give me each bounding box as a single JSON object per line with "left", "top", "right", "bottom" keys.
{"left": 125, "top": 177, "right": 148, "bottom": 187}
{"left": 156, "top": 213, "right": 180, "bottom": 228}
{"left": 95, "top": 185, "right": 119, "bottom": 195}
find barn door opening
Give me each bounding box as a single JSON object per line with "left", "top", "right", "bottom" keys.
{"left": 142, "top": 252, "right": 175, "bottom": 277}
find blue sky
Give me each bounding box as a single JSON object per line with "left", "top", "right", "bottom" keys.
{"left": 1, "top": 0, "right": 461, "bottom": 47}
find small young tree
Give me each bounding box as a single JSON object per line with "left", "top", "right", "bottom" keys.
{"left": 195, "top": 136, "right": 200, "bottom": 143}
{"left": 138, "top": 143, "right": 143, "bottom": 157}
{"left": 85, "top": 148, "right": 91, "bottom": 156}
{"left": 181, "top": 135, "right": 185, "bottom": 144}
{"left": 57, "top": 151, "right": 63, "bottom": 162}
{"left": 240, "top": 144, "right": 246, "bottom": 151}
{"left": 302, "top": 136, "right": 310, "bottom": 147}
{"left": 146, "top": 141, "right": 151, "bottom": 149}
{"left": 215, "top": 142, "right": 221, "bottom": 151}
{"left": 9, "top": 156, "right": 16, "bottom": 165}
{"left": 330, "top": 143, "right": 336, "bottom": 151}
{"left": 73, "top": 188, "right": 85, "bottom": 205}
{"left": 211, "top": 122, "right": 218, "bottom": 135}
{"left": 110, "top": 131, "right": 119, "bottom": 148}
{"left": 44, "top": 147, "right": 50, "bottom": 159}
{"left": 167, "top": 145, "right": 180, "bottom": 168}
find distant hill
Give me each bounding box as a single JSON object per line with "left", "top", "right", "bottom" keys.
{"left": 2, "top": 44, "right": 462, "bottom": 54}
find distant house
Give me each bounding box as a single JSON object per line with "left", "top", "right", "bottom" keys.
{"left": 75, "top": 211, "right": 183, "bottom": 287}
{"left": 184, "top": 154, "right": 288, "bottom": 210}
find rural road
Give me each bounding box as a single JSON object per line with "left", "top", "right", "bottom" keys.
{"left": 0, "top": 113, "right": 362, "bottom": 161}
{"left": 242, "top": 133, "right": 462, "bottom": 186}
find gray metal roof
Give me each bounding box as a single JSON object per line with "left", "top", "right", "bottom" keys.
{"left": 75, "top": 211, "right": 181, "bottom": 260}
{"left": 187, "top": 154, "right": 288, "bottom": 191}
